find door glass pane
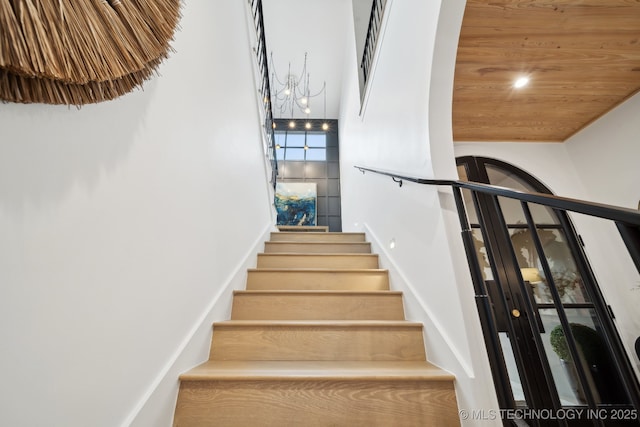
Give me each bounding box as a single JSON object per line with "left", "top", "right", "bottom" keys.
{"left": 462, "top": 189, "right": 479, "bottom": 224}
{"left": 538, "top": 229, "right": 590, "bottom": 304}
{"left": 499, "top": 332, "right": 527, "bottom": 406}
{"left": 497, "top": 196, "right": 558, "bottom": 225}
{"left": 457, "top": 165, "right": 479, "bottom": 224}
{"left": 486, "top": 165, "right": 558, "bottom": 224}
{"left": 541, "top": 308, "right": 630, "bottom": 405}
{"left": 540, "top": 309, "right": 588, "bottom": 405}
{"left": 474, "top": 229, "right": 494, "bottom": 281}
{"left": 457, "top": 164, "right": 469, "bottom": 181}
{"left": 509, "top": 228, "right": 591, "bottom": 304}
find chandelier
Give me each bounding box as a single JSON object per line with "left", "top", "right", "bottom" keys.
{"left": 269, "top": 52, "right": 328, "bottom": 130}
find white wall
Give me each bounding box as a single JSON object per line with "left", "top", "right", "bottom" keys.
{"left": 565, "top": 92, "right": 640, "bottom": 372}
{"left": 565, "top": 91, "right": 640, "bottom": 209}
{"left": 339, "top": 0, "right": 500, "bottom": 424}
{"left": 455, "top": 93, "right": 640, "bottom": 376}
{"left": 262, "top": 0, "right": 348, "bottom": 120}
{"left": 0, "top": 2, "right": 274, "bottom": 426}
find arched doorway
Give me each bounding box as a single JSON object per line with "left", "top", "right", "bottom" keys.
{"left": 457, "top": 156, "right": 638, "bottom": 426}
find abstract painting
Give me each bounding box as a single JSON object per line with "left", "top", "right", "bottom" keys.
{"left": 275, "top": 182, "right": 317, "bottom": 226}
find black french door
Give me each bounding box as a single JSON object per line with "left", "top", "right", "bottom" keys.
{"left": 457, "top": 156, "right": 639, "bottom": 427}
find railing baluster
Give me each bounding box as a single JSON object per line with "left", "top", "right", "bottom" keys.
{"left": 360, "top": 0, "right": 387, "bottom": 83}
{"left": 248, "top": 0, "right": 277, "bottom": 186}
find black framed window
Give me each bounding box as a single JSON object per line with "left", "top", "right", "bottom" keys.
{"left": 274, "top": 129, "right": 326, "bottom": 161}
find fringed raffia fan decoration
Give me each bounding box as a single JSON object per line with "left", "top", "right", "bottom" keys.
{"left": 0, "top": 0, "right": 181, "bottom": 105}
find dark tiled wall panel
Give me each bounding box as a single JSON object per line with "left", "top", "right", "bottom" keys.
{"left": 276, "top": 120, "right": 341, "bottom": 231}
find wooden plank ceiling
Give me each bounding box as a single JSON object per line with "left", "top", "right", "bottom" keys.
{"left": 453, "top": 0, "right": 640, "bottom": 142}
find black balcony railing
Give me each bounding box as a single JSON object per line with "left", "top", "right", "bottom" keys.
{"left": 249, "top": 0, "right": 277, "bottom": 186}
{"left": 360, "top": 0, "right": 387, "bottom": 85}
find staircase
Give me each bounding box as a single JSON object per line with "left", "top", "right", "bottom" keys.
{"left": 173, "top": 227, "right": 461, "bottom": 426}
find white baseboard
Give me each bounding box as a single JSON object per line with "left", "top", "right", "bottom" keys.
{"left": 363, "top": 223, "right": 474, "bottom": 378}
{"left": 121, "top": 222, "right": 274, "bottom": 427}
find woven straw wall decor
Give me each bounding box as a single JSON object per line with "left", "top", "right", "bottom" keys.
{"left": 0, "top": 0, "right": 181, "bottom": 105}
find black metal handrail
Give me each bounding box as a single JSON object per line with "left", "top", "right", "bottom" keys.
{"left": 355, "top": 164, "right": 640, "bottom": 416}
{"left": 355, "top": 166, "right": 640, "bottom": 228}
{"left": 360, "top": 0, "right": 387, "bottom": 84}
{"left": 249, "top": 0, "right": 278, "bottom": 187}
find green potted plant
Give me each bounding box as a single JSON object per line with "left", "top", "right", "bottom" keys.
{"left": 550, "top": 323, "right": 603, "bottom": 364}
{"left": 550, "top": 323, "right": 606, "bottom": 403}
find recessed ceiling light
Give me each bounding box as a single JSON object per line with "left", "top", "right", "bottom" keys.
{"left": 514, "top": 77, "right": 530, "bottom": 88}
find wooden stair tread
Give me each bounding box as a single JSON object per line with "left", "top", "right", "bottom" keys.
{"left": 180, "top": 360, "right": 455, "bottom": 382}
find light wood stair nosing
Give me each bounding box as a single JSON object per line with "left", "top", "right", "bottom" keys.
{"left": 265, "top": 242, "right": 371, "bottom": 247}
{"left": 258, "top": 252, "right": 378, "bottom": 258}
{"left": 179, "top": 361, "right": 455, "bottom": 382}
{"left": 272, "top": 231, "right": 365, "bottom": 236}
{"left": 233, "top": 289, "right": 402, "bottom": 296}
{"left": 247, "top": 267, "right": 388, "bottom": 273}
{"left": 257, "top": 253, "right": 379, "bottom": 258}
{"left": 212, "top": 320, "right": 423, "bottom": 328}
{"left": 277, "top": 225, "right": 328, "bottom": 232}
